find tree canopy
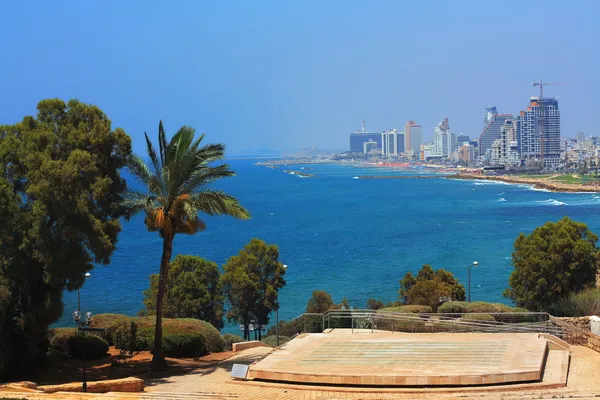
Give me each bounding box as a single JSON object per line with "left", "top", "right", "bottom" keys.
{"left": 0, "top": 99, "right": 131, "bottom": 377}
{"left": 221, "top": 238, "right": 286, "bottom": 340}
{"left": 399, "top": 265, "right": 466, "bottom": 311}
{"left": 504, "top": 217, "right": 599, "bottom": 311}
{"left": 124, "top": 121, "right": 249, "bottom": 371}
{"left": 143, "top": 255, "right": 224, "bottom": 329}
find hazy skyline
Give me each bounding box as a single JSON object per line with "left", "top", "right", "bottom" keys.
{"left": 1, "top": 1, "right": 598, "bottom": 155}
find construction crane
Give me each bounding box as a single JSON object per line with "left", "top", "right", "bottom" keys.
{"left": 533, "top": 81, "right": 564, "bottom": 164}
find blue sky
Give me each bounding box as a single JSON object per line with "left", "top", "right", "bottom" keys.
{"left": 1, "top": 1, "right": 598, "bottom": 155}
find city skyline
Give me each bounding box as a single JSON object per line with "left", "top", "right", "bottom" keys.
{"left": 1, "top": 2, "right": 598, "bottom": 156}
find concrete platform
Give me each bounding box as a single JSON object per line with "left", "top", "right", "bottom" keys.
{"left": 247, "top": 330, "right": 556, "bottom": 386}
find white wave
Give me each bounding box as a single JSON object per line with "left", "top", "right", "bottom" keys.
{"left": 534, "top": 199, "right": 566, "bottom": 206}
{"left": 497, "top": 197, "right": 507, "bottom": 202}
{"left": 352, "top": 176, "right": 359, "bottom": 179}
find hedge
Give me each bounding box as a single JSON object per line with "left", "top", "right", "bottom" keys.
{"left": 67, "top": 335, "right": 109, "bottom": 360}
{"left": 49, "top": 328, "right": 109, "bottom": 360}
{"left": 438, "top": 301, "right": 517, "bottom": 314}
{"left": 90, "top": 313, "right": 225, "bottom": 353}
{"left": 462, "top": 313, "right": 496, "bottom": 322}
{"left": 261, "top": 335, "right": 291, "bottom": 347}
{"left": 378, "top": 305, "right": 433, "bottom": 313}
{"left": 223, "top": 334, "right": 244, "bottom": 351}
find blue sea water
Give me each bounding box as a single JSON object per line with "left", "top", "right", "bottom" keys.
{"left": 59, "top": 160, "right": 600, "bottom": 333}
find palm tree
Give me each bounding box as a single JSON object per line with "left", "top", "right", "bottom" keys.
{"left": 124, "top": 121, "right": 250, "bottom": 372}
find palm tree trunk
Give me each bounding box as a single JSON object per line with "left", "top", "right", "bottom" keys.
{"left": 151, "top": 232, "right": 173, "bottom": 372}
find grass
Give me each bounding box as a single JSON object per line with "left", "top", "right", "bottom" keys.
{"left": 549, "top": 174, "right": 598, "bottom": 184}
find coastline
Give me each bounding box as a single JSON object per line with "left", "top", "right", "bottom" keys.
{"left": 448, "top": 174, "right": 600, "bottom": 193}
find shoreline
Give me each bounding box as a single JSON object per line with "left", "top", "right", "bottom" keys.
{"left": 448, "top": 174, "right": 600, "bottom": 193}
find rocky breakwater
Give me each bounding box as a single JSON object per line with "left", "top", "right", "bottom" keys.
{"left": 357, "top": 175, "right": 443, "bottom": 179}
{"left": 450, "top": 174, "right": 600, "bottom": 193}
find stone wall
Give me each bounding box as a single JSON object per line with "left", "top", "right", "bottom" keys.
{"left": 38, "top": 377, "right": 144, "bottom": 393}
{"left": 553, "top": 317, "right": 600, "bottom": 352}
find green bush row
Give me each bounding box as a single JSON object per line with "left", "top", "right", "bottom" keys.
{"left": 89, "top": 313, "right": 225, "bottom": 353}
{"left": 223, "top": 334, "right": 245, "bottom": 351}
{"left": 261, "top": 335, "right": 291, "bottom": 347}
{"left": 48, "top": 328, "right": 109, "bottom": 360}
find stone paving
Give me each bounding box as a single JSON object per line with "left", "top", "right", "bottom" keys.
{"left": 248, "top": 331, "right": 549, "bottom": 386}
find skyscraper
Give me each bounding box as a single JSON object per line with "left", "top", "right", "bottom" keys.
{"left": 518, "top": 97, "right": 561, "bottom": 167}
{"left": 381, "top": 129, "right": 405, "bottom": 157}
{"left": 479, "top": 106, "right": 513, "bottom": 160}
{"left": 433, "top": 118, "right": 455, "bottom": 158}
{"left": 404, "top": 121, "right": 422, "bottom": 157}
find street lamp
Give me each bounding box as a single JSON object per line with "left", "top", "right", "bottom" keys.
{"left": 276, "top": 264, "right": 287, "bottom": 347}
{"left": 73, "top": 310, "right": 94, "bottom": 392}
{"left": 77, "top": 272, "right": 91, "bottom": 312}
{"left": 468, "top": 261, "right": 479, "bottom": 302}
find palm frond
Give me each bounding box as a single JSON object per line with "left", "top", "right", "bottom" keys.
{"left": 158, "top": 120, "right": 168, "bottom": 166}
{"left": 126, "top": 155, "right": 154, "bottom": 186}
{"left": 190, "top": 190, "right": 251, "bottom": 220}
{"left": 121, "top": 190, "right": 157, "bottom": 221}
{"left": 196, "top": 143, "right": 226, "bottom": 164}
{"left": 144, "top": 132, "right": 162, "bottom": 176}
{"left": 183, "top": 164, "right": 235, "bottom": 192}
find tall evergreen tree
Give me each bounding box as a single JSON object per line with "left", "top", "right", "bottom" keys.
{"left": 0, "top": 99, "right": 131, "bottom": 377}
{"left": 124, "top": 122, "right": 249, "bottom": 371}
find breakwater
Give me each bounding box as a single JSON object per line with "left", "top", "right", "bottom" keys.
{"left": 357, "top": 175, "right": 449, "bottom": 179}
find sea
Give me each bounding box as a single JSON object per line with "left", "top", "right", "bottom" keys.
{"left": 58, "top": 160, "right": 600, "bottom": 334}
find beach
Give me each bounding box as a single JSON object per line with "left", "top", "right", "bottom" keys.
{"left": 449, "top": 174, "right": 600, "bottom": 193}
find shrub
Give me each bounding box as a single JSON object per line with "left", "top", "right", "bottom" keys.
{"left": 438, "top": 301, "right": 469, "bottom": 314}
{"left": 162, "top": 334, "right": 206, "bottom": 358}
{"left": 261, "top": 335, "right": 291, "bottom": 347}
{"left": 374, "top": 315, "right": 426, "bottom": 332}
{"left": 379, "top": 305, "right": 433, "bottom": 313}
{"left": 466, "top": 302, "right": 515, "bottom": 313}
{"left": 67, "top": 335, "right": 109, "bottom": 360}
{"left": 90, "top": 314, "right": 225, "bottom": 353}
{"left": 89, "top": 313, "right": 133, "bottom": 345}
{"left": 547, "top": 288, "right": 600, "bottom": 317}
{"left": 49, "top": 328, "right": 77, "bottom": 354}
{"left": 113, "top": 321, "right": 139, "bottom": 356}
{"left": 223, "top": 334, "right": 244, "bottom": 351}
{"left": 462, "top": 313, "right": 496, "bottom": 322}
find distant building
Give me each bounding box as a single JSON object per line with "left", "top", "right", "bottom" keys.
{"left": 479, "top": 106, "right": 513, "bottom": 160}
{"left": 420, "top": 142, "right": 437, "bottom": 161}
{"left": 363, "top": 140, "right": 378, "bottom": 155}
{"left": 433, "top": 118, "right": 455, "bottom": 158}
{"left": 381, "top": 129, "right": 404, "bottom": 157}
{"left": 456, "top": 134, "right": 470, "bottom": 145}
{"left": 518, "top": 97, "right": 561, "bottom": 168}
{"left": 349, "top": 119, "right": 382, "bottom": 153}
{"left": 404, "top": 120, "right": 422, "bottom": 158}
{"left": 500, "top": 118, "right": 519, "bottom": 166}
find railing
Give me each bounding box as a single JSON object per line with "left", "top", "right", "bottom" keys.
{"left": 277, "top": 309, "right": 600, "bottom": 351}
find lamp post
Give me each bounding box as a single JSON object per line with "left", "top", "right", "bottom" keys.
{"left": 276, "top": 264, "right": 287, "bottom": 347}
{"left": 73, "top": 310, "right": 94, "bottom": 392}
{"left": 468, "top": 261, "right": 479, "bottom": 302}
{"left": 77, "top": 272, "right": 91, "bottom": 313}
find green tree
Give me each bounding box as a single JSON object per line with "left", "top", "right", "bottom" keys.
{"left": 400, "top": 265, "right": 466, "bottom": 311}
{"left": 399, "top": 272, "right": 417, "bottom": 304}
{"left": 0, "top": 99, "right": 131, "bottom": 377}
{"left": 366, "top": 298, "right": 384, "bottom": 310}
{"left": 221, "top": 239, "right": 286, "bottom": 340}
{"left": 504, "top": 217, "right": 599, "bottom": 311}
{"left": 306, "top": 290, "right": 336, "bottom": 313}
{"left": 143, "top": 255, "right": 224, "bottom": 329}
{"left": 124, "top": 122, "right": 249, "bottom": 371}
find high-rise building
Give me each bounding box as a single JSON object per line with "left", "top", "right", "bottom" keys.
{"left": 518, "top": 97, "right": 560, "bottom": 167}
{"left": 433, "top": 118, "right": 455, "bottom": 158}
{"left": 349, "top": 120, "right": 382, "bottom": 152}
{"left": 500, "top": 118, "right": 519, "bottom": 166}
{"left": 381, "top": 129, "right": 405, "bottom": 157}
{"left": 456, "top": 134, "right": 470, "bottom": 145}
{"left": 479, "top": 106, "right": 513, "bottom": 160}
{"left": 404, "top": 120, "right": 422, "bottom": 157}
{"left": 363, "top": 140, "right": 379, "bottom": 155}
